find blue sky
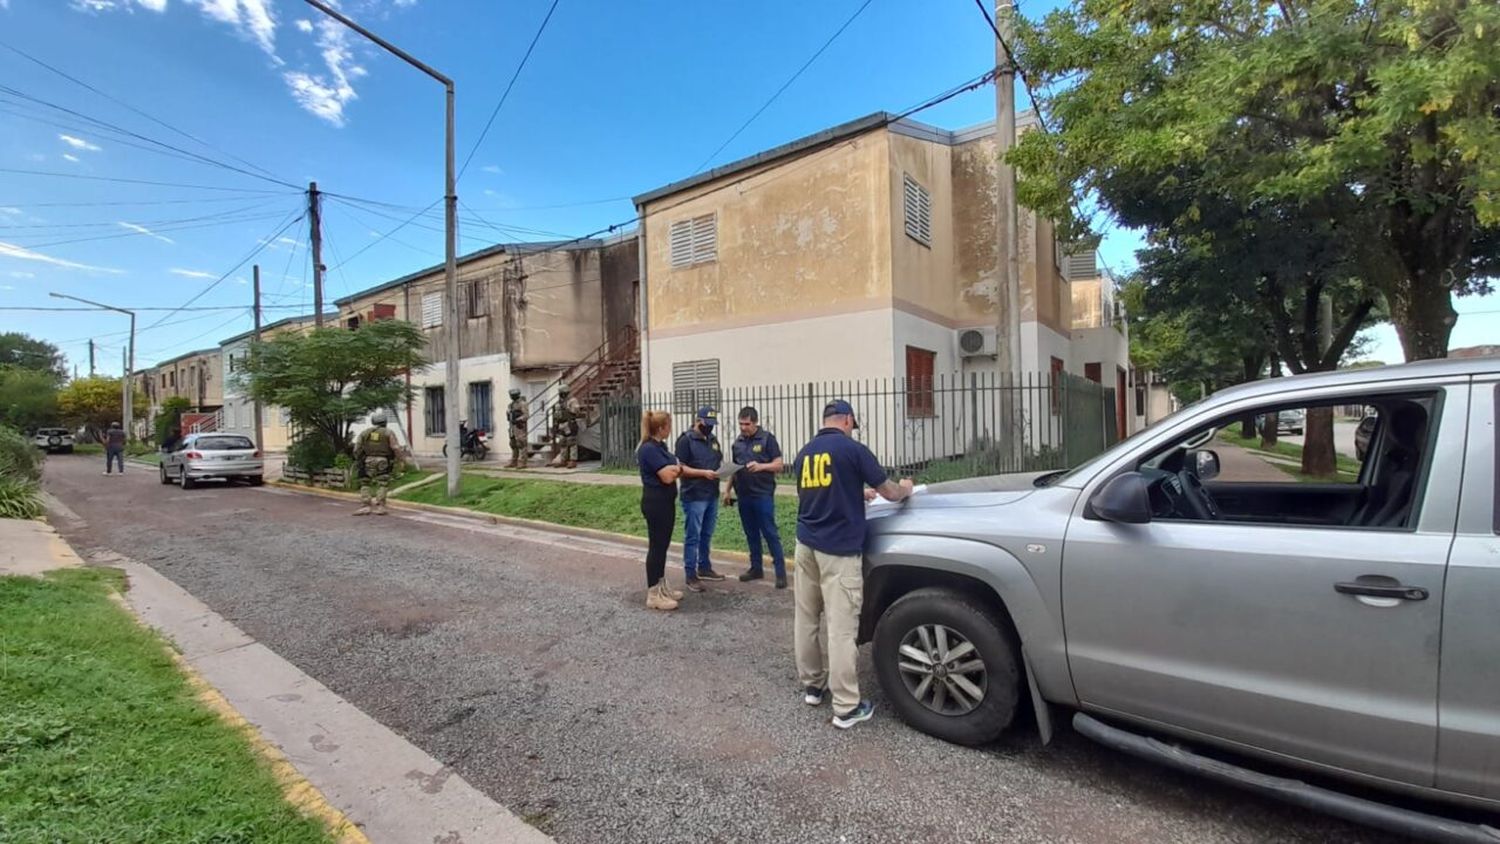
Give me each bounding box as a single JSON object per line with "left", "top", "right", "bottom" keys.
{"left": 0, "top": 0, "right": 1493, "bottom": 375}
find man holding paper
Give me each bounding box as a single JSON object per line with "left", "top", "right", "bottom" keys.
{"left": 724, "top": 406, "right": 787, "bottom": 589}
{"left": 791, "top": 399, "right": 913, "bottom": 730}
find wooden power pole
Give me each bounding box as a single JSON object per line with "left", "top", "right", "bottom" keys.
{"left": 309, "top": 181, "right": 325, "bottom": 327}
{"left": 995, "top": 0, "right": 1021, "bottom": 382}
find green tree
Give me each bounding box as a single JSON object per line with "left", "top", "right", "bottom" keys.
{"left": 238, "top": 320, "right": 426, "bottom": 459}
{"left": 57, "top": 377, "right": 146, "bottom": 441}
{"left": 1011, "top": 0, "right": 1499, "bottom": 361}
{"left": 0, "top": 369, "right": 60, "bottom": 432}
{"left": 0, "top": 333, "right": 67, "bottom": 382}
{"left": 153, "top": 396, "right": 192, "bottom": 445}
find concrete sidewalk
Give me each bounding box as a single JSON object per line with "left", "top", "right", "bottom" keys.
{"left": 6, "top": 513, "right": 552, "bottom": 844}
{"left": 0, "top": 518, "right": 83, "bottom": 576}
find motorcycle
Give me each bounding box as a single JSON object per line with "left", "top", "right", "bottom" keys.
{"left": 442, "top": 421, "right": 490, "bottom": 461}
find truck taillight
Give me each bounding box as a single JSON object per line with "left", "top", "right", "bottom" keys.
{"left": 253, "top": 451, "right": 261, "bottom": 457}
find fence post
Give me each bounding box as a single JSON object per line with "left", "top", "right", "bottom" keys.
{"left": 807, "top": 382, "right": 816, "bottom": 443}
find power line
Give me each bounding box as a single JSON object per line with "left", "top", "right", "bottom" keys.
{"left": 972, "top": 0, "right": 1049, "bottom": 133}
{"left": 0, "top": 195, "right": 299, "bottom": 210}
{"left": 0, "top": 85, "right": 301, "bottom": 190}
{"left": 693, "top": 0, "right": 876, "bottom": 173}
{"left": 0, "top": 201, "right": 285, "bottom": 231}
{"left": 327, "top": 197, "right": 444, "bottom": 270}
{"left": 0, "top": 40, "right": 285, "bottom": 183}
{"left": 457, "top": 0, "right": 563, "bottom": 180}
{"left": 0, "top": 305, "right": 304, "bottom": 312}
{"left": 140, "top": 210, "right": 306, "bottom": 332}
{"left": 0, "top": 168, "right": 294, "bottom": 194}
{"left": 8, "top": 208, "right": 293, "bottom": 249}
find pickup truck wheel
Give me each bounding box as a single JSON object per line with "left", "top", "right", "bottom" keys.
{"left": 873, "top": 588, "right": 1019, "bottom": 746}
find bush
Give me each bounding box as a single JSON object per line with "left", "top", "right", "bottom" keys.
{"left": 286, "top": 433, "right": 340, "bottom": 473}
{"left": 153, "top": 397, "right": 191, "bottom": 446}
{"left": 0, "top": 425, "right": 44, "bottom": 519}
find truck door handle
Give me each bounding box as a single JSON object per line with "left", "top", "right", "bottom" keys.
{"left": 1334, "top": 581, "right": 1429, "bottom": 601}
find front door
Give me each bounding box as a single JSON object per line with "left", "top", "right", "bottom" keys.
{"left": 1061, "top": 384, "right": 1467, "bottom": 787}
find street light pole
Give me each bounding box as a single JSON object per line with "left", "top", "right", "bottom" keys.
{"left": 302, "top": 0, "right": 462, "bottom": 498}
{"left": 50, "top": 292, "right": 136, "bottom": 440}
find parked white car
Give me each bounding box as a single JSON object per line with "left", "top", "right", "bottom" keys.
{"left": 32, "top": 427, "right": 75, "bottom": 454}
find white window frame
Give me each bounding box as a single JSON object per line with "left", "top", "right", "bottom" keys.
{"left": 903, "top": 173, "right": 932, "bottom": 247}
{"left": 668, "top": 213, "right": 718, "bottom": 268}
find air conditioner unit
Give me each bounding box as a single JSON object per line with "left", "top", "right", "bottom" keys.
{"left": 957, "top": 327, "right": 997, "bottom": 358}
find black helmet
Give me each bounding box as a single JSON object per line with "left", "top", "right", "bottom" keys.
{"left": 509, "top": 388, "right": 522, "bottom": 398}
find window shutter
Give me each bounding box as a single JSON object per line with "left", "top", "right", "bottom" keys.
{"left": 690, "top": 214, "right": 717, "bottom": 264}
{"left": 903, "top": 174, "right": 931, "bottom": 246}
{"left": 421, "top": 292, "right": 443, "bottom": 328}
{"left": 671, "top": 359, "right": 721, "bottom": 414}
{"left": 669, "top": 220, "right": 694, "bottom": 267}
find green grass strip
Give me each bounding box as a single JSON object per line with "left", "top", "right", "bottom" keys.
{"left": 0, "top": 568, "right": 336, "bottom": 844}
{"left": 398, "top": 475, "right": 801, "bottom": 556}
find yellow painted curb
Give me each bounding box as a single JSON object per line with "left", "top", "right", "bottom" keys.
{"left": 107, "top": 591, "right": 370, "bottom": 844}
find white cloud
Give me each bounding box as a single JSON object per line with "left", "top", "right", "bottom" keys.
{"left": 137, "top": 0, "right": 166, "bottom": 9}
{"left": 169, "top": 268, "right": 217, "bottom": 279}
{"left": 0, "top": 285, "right": 13, "bottom": 291}
{"left": 0, "top": 207, "right": 21, "bottom": 216}
{"left": 186, "top": 0, "right": 278, "bottom": 59}
{"left": 59, "top": 134, "right": 103, "bottom": 152}
{"left": 483, "top": 189, "right": 498, "bottom": 196}
{"left": 295, "top": 18, "right": 313, "bottom": 32}
{"left": 9, "top": 271, "right": 36, "bottom": 279}
{"left": 283, "top": 17, "right": 361, "bottom": 126}
{"left": 0, "top": 241, "right": 124, "bottom": 273}
{"left": 481, "top": 165, "right": 503, "bottom": 175}
{"left": 394, "top": 0, "right": 417, "bottom": 6}
{"left": 119, "top": 222, "right": 176, "bottom": 244}
{"left": 232, "top": 275, "right": 249, "bottom": 285}
{"left": 27, "top": 154, "right": 45, "bottom": 162}
{"left": 277, "top": 236, "right": 296, "bottom": 245}
{"left": 62, "top": 153, "right": 81, "bottom": 163}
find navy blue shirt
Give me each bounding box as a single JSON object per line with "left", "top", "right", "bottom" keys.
{"left": 731, "top": 428, "right": 782, "bottom": 499}
{"left": 637, "top": 439, "right": 677, "bottom": 490}
{"left": 794, "top": 428, "right": 889, "bottom": 556}
{"left": 674, "top": 427, "right": 722, "bottom": 502}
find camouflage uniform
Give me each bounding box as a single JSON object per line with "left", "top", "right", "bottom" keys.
{"left": 506, "top": 390, "right": 529, "bottom": 469}
{"left": 550, "top": 390, "right": 583, "bottom": 469}
{"left": 354, "top": 420, "right": 397, "bottom": 515}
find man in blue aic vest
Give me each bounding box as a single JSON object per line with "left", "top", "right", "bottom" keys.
{"left": 676, "top": 406, "right": 727, "bottom": 591}
{"left": 793, "top": 399, "right": 912, "bottom": 730}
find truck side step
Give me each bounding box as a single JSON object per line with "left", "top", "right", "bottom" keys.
{"left": 1072, "top": 713, "right": 1500, "bottom": 844}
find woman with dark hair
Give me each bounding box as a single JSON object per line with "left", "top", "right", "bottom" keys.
{"left": 638, "top": 410, "right": 685, "bottom": 611}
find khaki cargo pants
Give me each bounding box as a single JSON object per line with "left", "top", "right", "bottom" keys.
{"left": 793, "top": 544, "right": 864, "bottom": 715}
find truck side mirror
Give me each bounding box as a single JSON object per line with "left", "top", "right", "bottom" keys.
{"left": 1192, "top": 449, "right": 1221, "bottom": 481}
{"left": 1088, "top": 472, "right": 1153, "bottom": 524}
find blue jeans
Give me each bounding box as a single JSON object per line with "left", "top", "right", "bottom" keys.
{"left": 737, "top": 496, "right": 786, "bottom": 577}
{"left": 680, "top": 497, "right": 719, "bottom": 578}
{"left": 105, "top": 447, "right": 125, "bottom": 474}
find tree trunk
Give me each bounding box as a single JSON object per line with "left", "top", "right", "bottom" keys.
{"left": 1388, "top": 279, "right": 1457, "bottom": 361}
{"left": 1260, "top": 352, "right": 1281, "bottom": 449}
{"left": 1238, "top": 353, "right": 1263, "bottom": 438}
{"left": 1300, "top": 405, "right": 1337, "bottom": 478}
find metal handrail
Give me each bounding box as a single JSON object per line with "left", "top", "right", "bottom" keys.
{"left": 523, "top": 324, "right": 638, "bottom": 443}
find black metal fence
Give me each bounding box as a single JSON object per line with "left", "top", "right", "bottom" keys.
{"left": 599, "top": 372, "right": 1119, "bottom": 482}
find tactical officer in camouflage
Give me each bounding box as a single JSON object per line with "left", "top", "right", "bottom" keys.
{"left": 354, "top": 410, "right": 397, "bottom": 516}
{"left": 506, "top": 388, "right": 529, "bottom": 469}
{"left": 549, "top": 385, "right": 582, "bottom": 469}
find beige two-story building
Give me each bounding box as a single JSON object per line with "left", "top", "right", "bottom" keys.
{"left": 335, "top": 234, "right": 639, "bottom": 456}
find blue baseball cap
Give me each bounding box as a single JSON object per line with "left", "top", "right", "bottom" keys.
{"left": 696, "top": 406, "right": 718, "bottom": 427}
{"left": 822, "top": 399, "right": 859, "bottom": 428}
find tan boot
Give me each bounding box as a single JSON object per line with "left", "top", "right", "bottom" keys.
{"left": 353, "top": 506, "right": 371, "bottom": 516}
{"left": 658, "top": 576, "right": 684, "bottom": 601}
{"left": 565, "top": 461, "right": 577, "bottom": 470}
{"left": 374, "top": 503, "right": 388, "bottom": 516}
{"left": 646, "top": 583, "right": 679, "bottom": 611}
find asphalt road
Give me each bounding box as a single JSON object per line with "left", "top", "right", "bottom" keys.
{"left": 42, "top": 455, "right": 1410, "bottom": 844}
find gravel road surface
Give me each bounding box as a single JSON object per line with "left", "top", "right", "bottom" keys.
{"left": 43, "top": 456, "right": 1413, "bottom": 843}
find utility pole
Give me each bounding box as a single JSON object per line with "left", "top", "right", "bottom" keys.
{"left": 88, "top": 339, "right": 95, "bottom": 376}
{"left": 252, "top": 264, "right": 265, "bottom": 451}
{"left": 995, "top": 0, "right": 1023, "bottom": 447}
{"left": 51, "top": 292, "right": 134, "bottom": 440}
{"left": 309, "top": 181, "right": 325, "bottom": 327}
{"left": 301, "top": 0, "right": 460, "bottom": 498}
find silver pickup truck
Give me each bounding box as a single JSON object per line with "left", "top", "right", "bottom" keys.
{"left": 862, "top": 357, "right": 1499, "bottom": 841}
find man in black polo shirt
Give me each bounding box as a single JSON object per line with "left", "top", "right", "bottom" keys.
{"left": 793, "top": 399, "right": 912, "bottom": 729}
{"left": 676, "top": 406, "right": 727, "bottom": 591}
{"left": 726, "top": 405, "right": 787, "bottom": 588}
